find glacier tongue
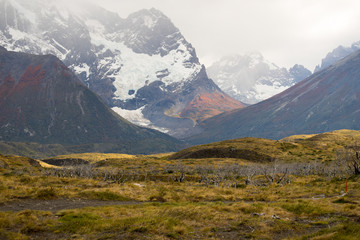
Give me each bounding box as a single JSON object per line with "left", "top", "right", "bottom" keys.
{"left": 112, "top": 106, "right": 171, "bottom": 133}
{"left": 112, "top": 106, "right": 151, "bottom": 126}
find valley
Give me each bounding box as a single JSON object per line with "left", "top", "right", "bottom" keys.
{"left": 1, "top": 130, "right": 360, "bottom": 239}
{"left": 1, "top": 1, "right": 360, "bottom": 239}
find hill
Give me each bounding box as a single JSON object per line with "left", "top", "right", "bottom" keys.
{"left": 171, "top": 129, "right": 360, "bottom": 162}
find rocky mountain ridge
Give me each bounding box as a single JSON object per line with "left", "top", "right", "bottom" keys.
{"left": 314, "top": 40, "right": 360, "bottom": 72}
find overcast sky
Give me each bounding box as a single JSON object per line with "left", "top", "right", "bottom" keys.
{"left": 95, "top": 0, "right": 360, "bottom": 71}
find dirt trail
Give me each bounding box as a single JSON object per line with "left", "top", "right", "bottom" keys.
{"left": 1, "top": 193, "right": 350, "bottom": 213}
{"left": 0, "top": 198, "right": 144, "bottom": 212}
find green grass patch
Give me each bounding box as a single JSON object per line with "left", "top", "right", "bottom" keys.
{"left": 298, "top": 221, "right": 360, "bottom": 240}
{"left": 281, "top": 201, "right": 332, "bottom": 216}
{"left": 79, "top": 190, "right": 131, "bottom": 201}
{"left": 58, "top": 212, "right": 102, "bottom": 234}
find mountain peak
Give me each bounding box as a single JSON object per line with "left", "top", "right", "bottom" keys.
{"left": 289, "top": 64, "right": 312, "bottom": 83}
{"left": 133, "top": 8, "right": 168, "bottom": 17}
{"left": 247, "top": 51, "right": 264, "bottom": 59}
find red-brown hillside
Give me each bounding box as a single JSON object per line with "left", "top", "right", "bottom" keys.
{"left": 180, "top": 92, "right": 245, "bottom": 122}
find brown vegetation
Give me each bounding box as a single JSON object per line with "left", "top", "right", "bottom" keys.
{"left": 1, "top": 130, "right": 360, "bottom": 239}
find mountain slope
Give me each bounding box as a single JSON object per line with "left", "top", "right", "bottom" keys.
{"left": 188, "top": 50, "right": 360, "bottom": 144}
{"left": 207, "top": 53, "right": 311, "bottom": 104}
{"left": 0, "top": 47, "right": 183, "bottom": 152}
{"left": 0, "top": 0, "right": 245, "bottom": 138}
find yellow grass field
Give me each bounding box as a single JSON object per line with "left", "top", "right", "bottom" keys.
{"left": 1, "top": 130, "right": 360, "bottom": 239}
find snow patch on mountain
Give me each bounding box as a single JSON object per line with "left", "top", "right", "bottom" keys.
{"left": 112, "top": 106, "right": 151, "bottom": 126}
{"left": 3, "top": 27, "right": 64, "bottom": 57}
{"left": 252, "top": 83, "right": 289, "bottom": 100}
{"left": 112, "top": 106, "right": 171, "bottom": 133}
{"left": 88, "top": 27, "right": 201, "bottom": 100}
{"left": 72, "top": 63, "right": 91, "bottom": 80}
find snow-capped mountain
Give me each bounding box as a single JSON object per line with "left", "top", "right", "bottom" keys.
{"left": 314, "top": 40, "right": 360, "bottom": 72}
{"left": 0, "top": 0, "right": 244, "bottom": 138}
{"left": 207, "top": 53, "right": 311, "bottom": 104}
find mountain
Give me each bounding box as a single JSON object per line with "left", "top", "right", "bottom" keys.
{"left": 314, "top": 40, "right": 360, "bottom": 72}
{"left": 206, "top": 52, "right": 311, "bottom": 104}
{"left": 188, "top": 50, "right": 360, "bottom": 144}
{"left": 0, "top": 0, "right": 244, "bottom": 138}
{"left": 0, "top": 47, "right": 183, "bottom": 153}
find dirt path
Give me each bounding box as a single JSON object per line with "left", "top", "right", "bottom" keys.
{"left": 1, "top": 192, "right": 350, "bottom": 213}
{"left": 0, "top": 198, "right": 144, "bottom": 212}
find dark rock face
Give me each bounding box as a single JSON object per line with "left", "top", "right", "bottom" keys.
{"left": 120, "top": 8, "right": 196, "bottom": 58}
{"left": 188, "top": 50, "right": 360, "bottom": 144}
{"left": 289, "top": 64, "right": 312, "bottom": 84}
{"left": 0, "top": 48, "right": 182, "bottom": 153}
{"left": 0, "top": 0, "right": 243, "bottom": 138}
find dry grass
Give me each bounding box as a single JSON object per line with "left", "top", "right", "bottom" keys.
{"left": 1, "top": 195, "right": 359, "bottom": 239}
{"left": 1, "top": 130, "right": 360, "bottom": 239}
{"left": 284, "top": 129, "right": 360, "bottom": 151}
{"left": 44, "top": 153, "right": 137, "bottom": 164}
{"left": 171, "top": 129, "right": 360, "bottom": 163}
{"left": 36, "top": 160, "right": 60, "bottom": 168}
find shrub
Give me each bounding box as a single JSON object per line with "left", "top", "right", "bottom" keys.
{"left": 332, "top": 197, "right": 355, "bottom": 204}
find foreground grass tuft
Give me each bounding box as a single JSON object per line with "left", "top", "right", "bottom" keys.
{"left": 79, "top": 190, "right": 131, "bottom": 201}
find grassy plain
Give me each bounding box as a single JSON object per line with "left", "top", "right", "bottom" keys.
{"left": 1, "top": 130, "right": 360, "bottom": 239}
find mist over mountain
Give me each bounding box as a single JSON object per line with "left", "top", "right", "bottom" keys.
{"left": 207, "top": 53, "right": 311, "bottom": 104}
{"left": 0, "top": 0, "right": 244, "bottom": 139}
